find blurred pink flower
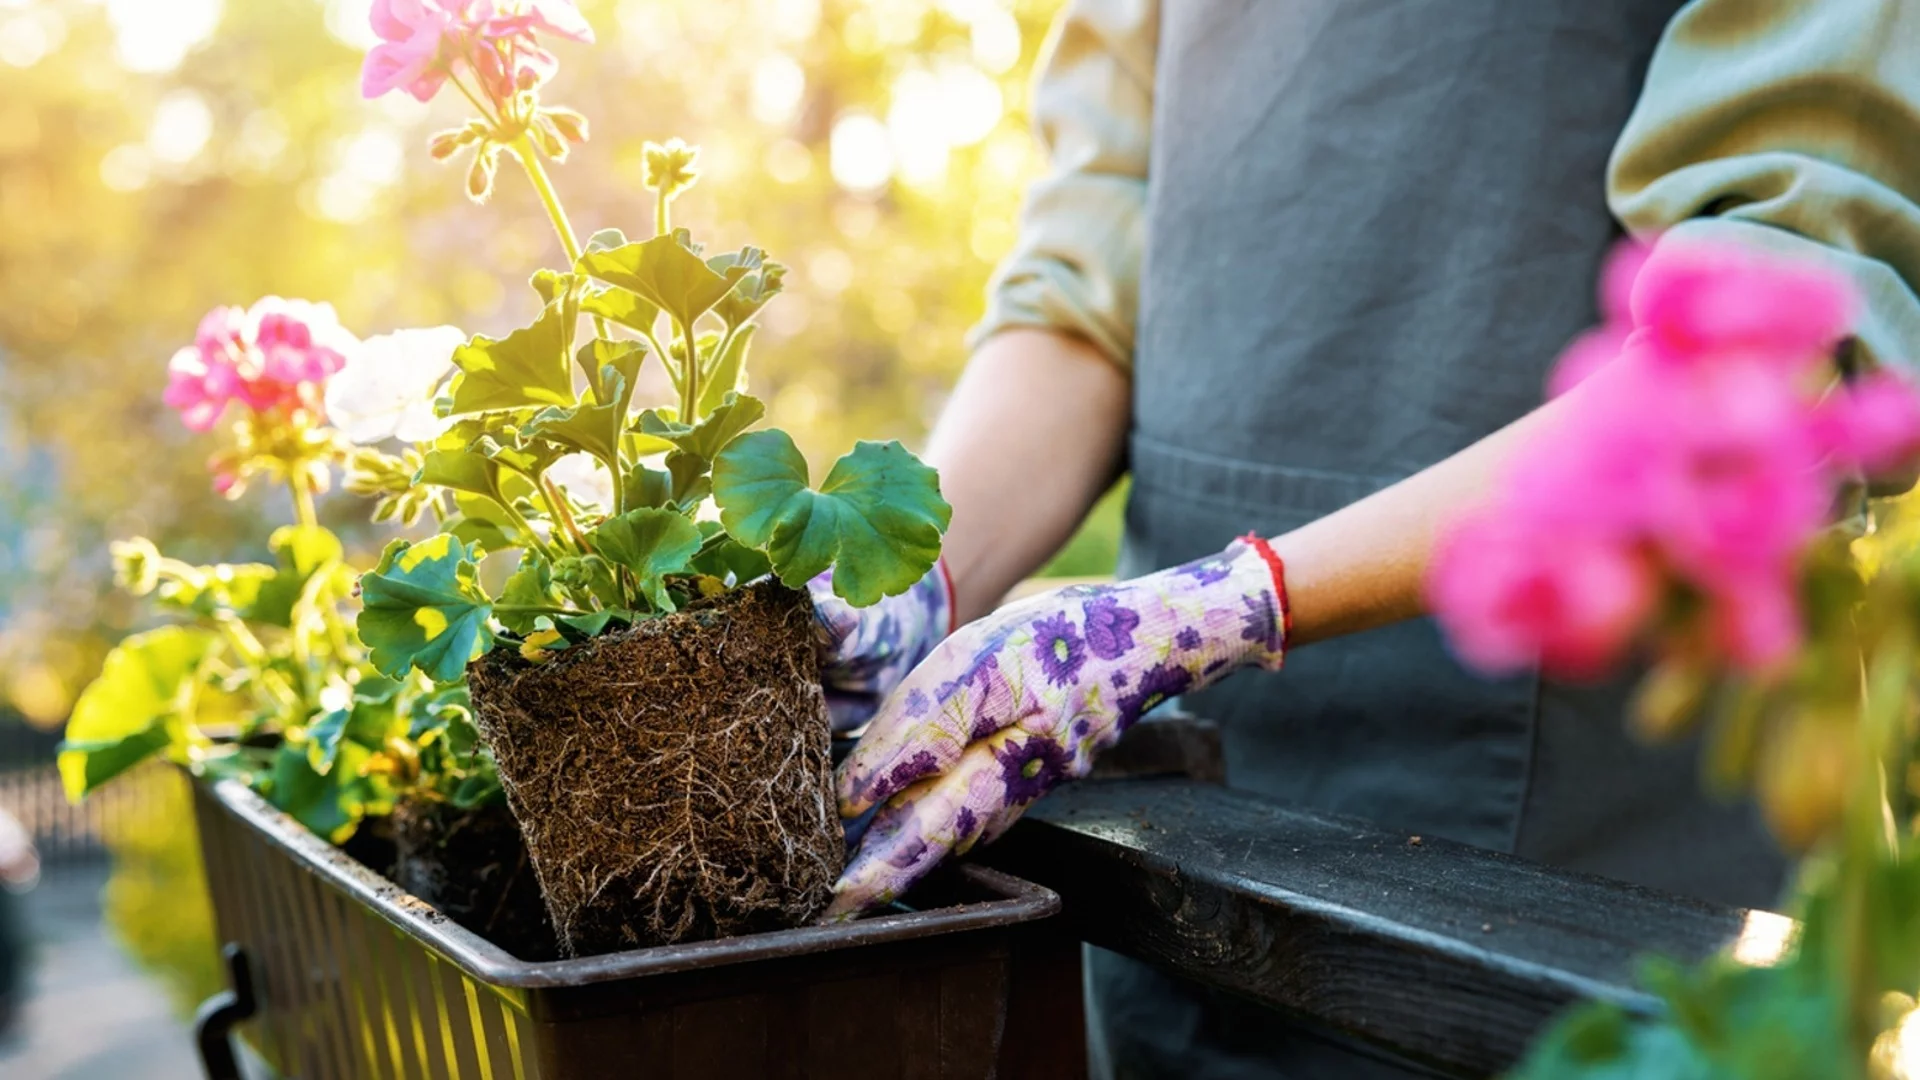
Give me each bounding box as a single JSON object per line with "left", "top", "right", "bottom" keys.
{"left": 163, "top": 307, "right": 248, "bottom": 431}
{"left": 1631, "top": 242, "right": 1855, "bottom": 372}
{"left": 479, "top": 0, "right": 593, "bottom": 44}
{"left": 1815, "top": 370, "right": 1920, "bottom": 476}
{"left": 362, "top": 0, "right": 469, "bottom": 102}
{"left": 1709, "top": 576, "right": 1802, "bottom": 671}
{"left": 1433, "top": 238, "right": 1890, "bottom": 678}
{"left": 361, "top": 0, "right": 592, "bottom": 103}
{"left": 163, "top": 299, "right": 357, "bottom": 431}
{"left": 1428, "top": 507, "right": 1656, "bottom": 680}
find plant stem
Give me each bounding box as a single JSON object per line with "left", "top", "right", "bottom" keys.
{"left": 494, "top": 604, "right": 587, "bottom": 617}
{"left": 679, "top": 321, "right": 702, "bottom": 424}
{"left": 655, "top": 186, "right": 670, "bottom": 238}
{"left": 496, "top": 497, "right": 557, "bottom": 562}
{"left": 512, "top": 136, "right": 583, "bottom": 265}
{"left": 541, "top": 476, "right": 594, "bottom": 554}
{"left": 289, "top": 469, "right": 318, "bottom": 529}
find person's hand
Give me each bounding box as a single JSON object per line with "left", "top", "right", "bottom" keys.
{"left": 827, "top": 536, "right": 1289, "bottom": 917}
{"left": 809, "top": 559, "right": 956, "bottom": 732}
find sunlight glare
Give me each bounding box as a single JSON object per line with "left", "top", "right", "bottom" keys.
{"left": 1727, "top": 908, "right": 1796, "bottom": 967}
{"left": 324, "top": 0, "right": 379, "bottom": 50}
{"left": 829, "top": 113, "right": 893, "bottom": 193}
{"left": 99, "top": 144, "right": 152, "bottom": 192}
{"left": 0, "top": 7, "right": 62, "bottom": 68}
{"left": 148, "top": 90, "right": 214, "bottom": 165}
{"left": 105, "top": 0, "right": 222, "bottom": 74}
{"left": 752, "top": 54, "right": 806, "bottom": 126}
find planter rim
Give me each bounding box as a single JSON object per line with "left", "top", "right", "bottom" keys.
{"left": 203, "top": 777, "right": 1060, "bottom": 989}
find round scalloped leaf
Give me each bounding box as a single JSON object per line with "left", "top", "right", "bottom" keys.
{"left": 357, "top": 535, "right": 495, "bottom": 682}
{"left": 712, "top": 431, "right": 949, "bottom": 607}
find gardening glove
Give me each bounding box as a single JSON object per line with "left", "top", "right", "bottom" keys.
{"left": 827, "top": 536, "right": 1289, "bottom": 917}
{"left": 809, "top": 558, "right": 956, "bottom": 732}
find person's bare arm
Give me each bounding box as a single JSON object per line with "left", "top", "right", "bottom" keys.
{"left": 925, "top": 328, "right": 1131, "bottom": 625}
{"left": 1273, "top": 388, "right": 1575, "bottom": 647}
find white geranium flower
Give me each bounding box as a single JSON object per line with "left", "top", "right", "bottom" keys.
{"left": 324, "top": 326, "right": 467, "bottom": 445}
{"left": 547, "top": 453, "right": 615, "bottom": 511}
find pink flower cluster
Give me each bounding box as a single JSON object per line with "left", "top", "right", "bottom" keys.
{"left": 361, "top": 0, "right": 593, "bottom": 104}
{"left": 163, "top": 299, "right": 356, "bottom": 433}
{"left": 1431, "top": 241, "right": 1920, "bottom": 678}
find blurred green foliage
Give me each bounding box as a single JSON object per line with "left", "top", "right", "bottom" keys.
{"left": 99, "top": 766, "right": 222, "bottom": 1014}
{"left": 0, "top": 0, "right": 1112, "bottom": 728}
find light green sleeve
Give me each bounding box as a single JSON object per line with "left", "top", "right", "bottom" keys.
{"left": 1609, "top": 0, "right": 1920, "bottom": 379}
{"left": 967, "top": 0, "right": 1157, "bottom": 371}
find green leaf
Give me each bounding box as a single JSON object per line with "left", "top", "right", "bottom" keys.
{"left": 580, "top": 286, "right": 661, "bottom": 337}
{"left": 578, "top": 235, "right": 751, "bottom": 338}
{"left": 60, "top": 626, "right": 217, "bottom": 799}
{"left": 589, "top": 508, "right": 703, "bottom": 611}
{"left": 498, "top": 556, "right": 562, "bottom": 635}
{"left": 446, "top": 304, "right": 577, "bottom": 415}
{"left": 242, "top": 525, "right": 347, "bottom": 627}
{"left": 636, "top": 392, "right": 766, "bottom": 462}
{"left": 451, "top": 774, "right": 504, "bottom": 810}
{"left": 622, "top": 465, "right": 673, "bottom": 510}
{"left": 580, "top": 339, "right": 647, "bottom": 403}
{"left": 584, "top": 227, "right": 628, "bottom": 254}
{"left": 557, "top": 610, "right": 632, "bottom": 640}
{"left": 710, "top": 253, "right": 786, "bottom": 330}
{"left": 713, "top": 432, "right": 951, "bottom": 606}
{"left": 357, "top": 535, "right": 495, "bottom": 682}
{"left": 268, "top": 742, "right": 392, "bottom": 843}
{"left": 478, "top": 432, "right": 568, "bottom": 481}
{"left": 692, "top": 535, "right": 773, "bottom": 585}
{"left": 306, "top": 678, "right": 403, "bottom": 776}
{"left": 523, "top": 373, "right": 627, "bottom": 466}
{"left": 419, "top": 434, "right": 507, "bottom": 502}
{"left": 666, "top": 451, "right": 712, "bottom": 507}
{"left": 446, "top": 492, "right": 520, "bottom": 553}
{"left": 699, "top": 324, "right": 756, "bottom": 416}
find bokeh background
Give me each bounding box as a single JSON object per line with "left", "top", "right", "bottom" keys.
{"left": 0, "top": 0, "right": 1124, "bottom": 1063}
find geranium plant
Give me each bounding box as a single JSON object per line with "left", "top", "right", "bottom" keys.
{"left": 341, "top": 0, "right": 949, "bottom": 954}
{"left": 346, "top": 2, "right": 949, "bottom": 688}
{"left": 62, "top": 302, "right": 500, "bottom": 842}
{"left": 1426, "top": 242, "right": 1920, "bottom": 1078}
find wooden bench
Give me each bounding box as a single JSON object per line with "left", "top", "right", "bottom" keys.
{"left": 978, "top": 718, "right": 1787, "bottom": 1077}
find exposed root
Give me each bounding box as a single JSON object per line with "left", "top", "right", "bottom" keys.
{"left": 468, "top": 582, "right": 841, "bottom": 956}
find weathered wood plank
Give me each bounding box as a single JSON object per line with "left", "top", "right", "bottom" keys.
{"left": 981, "top": 778, "right": 1769, "bottom": 1077}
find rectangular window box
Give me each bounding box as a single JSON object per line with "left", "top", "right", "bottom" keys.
{"left": 189, "top": 778, "right": 1083, "bottom": 1079}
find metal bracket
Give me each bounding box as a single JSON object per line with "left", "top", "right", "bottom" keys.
{"left": 194, "top": 943, "right": 257, "bottom": 1080}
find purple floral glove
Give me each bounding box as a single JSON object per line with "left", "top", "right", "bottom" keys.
{"left": 810, "top": 558, "right": 956, "bottom": 732}
{"left": 827, "top": 536, "right": 1289, "bottom": 917}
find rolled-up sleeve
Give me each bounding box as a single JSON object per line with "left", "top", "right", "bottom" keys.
{"left": 968, "top": 0, "right": 1157, "bottom": 371}
{"left": 1609, "top": 0, "right": 1920, "bottom": 379}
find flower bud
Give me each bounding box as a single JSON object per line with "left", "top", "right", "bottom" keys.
{"left": 543, "top": 107, "right": 589, "bottom": 145}
{"left": 427, "top": 127, "right": 478, "bottom": 162}
{"left": 111, "top": 537, "right": 162, "bottom": 597}
{"left": 530, "top": 115, "right": 568, "bottom": 162}
{"left": 643, "top": 138, "right": 700, "bottom": 199}
{"left": 467, "top": 146, "right": 500, "bottom": 203}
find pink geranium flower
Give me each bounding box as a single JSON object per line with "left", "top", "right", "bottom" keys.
{"left": 1427, "top": 506, "right": 1656, "bottom": 680}
{"left": 163, "top": 299, "right": 357, "bottom": 431}
{"left": 361, "top": 0, "right": 593, "bottom": 104}
{"left": 1434, "top": 237, "right": 1920, "bottom": 679}
{"left": 1814, "top": 370, "right": 1920, "bottom": 476}
{"left": 1630, "top": 241, "right": 1855, "bottom": 372}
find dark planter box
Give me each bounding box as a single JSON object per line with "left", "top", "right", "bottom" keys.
{"left": 190, "top": 778, "right": 1084, "bottom": 1079}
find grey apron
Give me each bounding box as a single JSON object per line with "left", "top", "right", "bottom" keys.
{"left": 1092, "top": 2, "right": 1790, "bottom": 1075}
